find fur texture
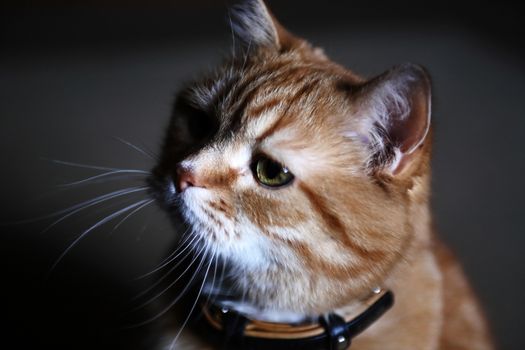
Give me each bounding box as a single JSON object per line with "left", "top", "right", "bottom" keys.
{"left": 151, "top": 1, "right": 493, "bottom": 349}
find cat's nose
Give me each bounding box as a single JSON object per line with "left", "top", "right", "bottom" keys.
{"left": 176, "top": 165, "right": 201, "bottom": 192}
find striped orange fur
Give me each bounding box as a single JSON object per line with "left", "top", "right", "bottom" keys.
{"left": 153, "top": 1, "right": 494, "bottom": 349}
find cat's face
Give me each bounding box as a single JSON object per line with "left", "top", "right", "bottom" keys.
{"left": 151, "top": 0, "right": 431, "bottom": 316}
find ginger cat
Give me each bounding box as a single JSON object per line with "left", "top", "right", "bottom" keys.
{"left": 149, "top": 1, "right": 494, "bottom": 349}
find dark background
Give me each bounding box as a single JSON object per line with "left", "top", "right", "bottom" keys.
{"left": 1, "top": 1, "right": 524, "bottom": 349}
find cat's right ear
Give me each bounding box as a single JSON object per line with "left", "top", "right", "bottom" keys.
{"left": 230, "top": 0, "right": 299, "bottom": 50}
{"left": 349, "top": 64, "right": 432, "bottom": 176}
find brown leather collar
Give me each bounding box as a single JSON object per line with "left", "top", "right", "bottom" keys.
{"left": 194, "top": 289, "right": 394, "bottom": 350}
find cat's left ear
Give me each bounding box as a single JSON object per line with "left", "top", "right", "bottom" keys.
{"left": 350, "top": 63, "right": 432, "bottom": 176}
{"left": 231, "top": 0, "right": 299, "bottom": 50}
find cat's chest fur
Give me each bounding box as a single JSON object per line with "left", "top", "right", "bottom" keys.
{"left": 158, "top": 241, "right": 491, "bottom": 350}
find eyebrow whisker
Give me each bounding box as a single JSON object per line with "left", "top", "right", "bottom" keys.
{"left": 113, "top": 136, "right": 158, "bottom": 161}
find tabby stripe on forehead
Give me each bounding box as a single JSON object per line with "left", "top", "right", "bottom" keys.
{"left": 298, "top": 182, "right": 386, "bottom": 261}
{"left": 224, "top": 62, "right": 289, "bottom": 113}
{"left": 234, "top": 60, "right": 307, "bottom": 97}
{"left": 256, "top": 79, "right": 320, "bottom": 142}
{"left": 246, "top": 97, "right": 282, "bottom": 117}
{"left": 226, "top": 65, "right": 318, "bottom": 130}
{"left": 244, "top": 70, "right": 313, "bottom": 120}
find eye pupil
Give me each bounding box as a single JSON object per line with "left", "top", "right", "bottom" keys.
{"left": 265, "top": 160, "right": 281, "bottom": 179}
{"left": 252, "top": 156, "right": 294, "bottom": 188}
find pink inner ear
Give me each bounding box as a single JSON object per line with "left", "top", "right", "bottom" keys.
{"left": 389, "top": 87, "right": 430, "bottom": 154}
{"left": 350, "top": 63, "right": 432, "bottom": 173}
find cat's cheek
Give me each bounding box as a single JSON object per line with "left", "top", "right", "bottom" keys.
{"left": 175, "top": 188, "right": 263, "bottom": 263}
{"left": 212, "top": 216, "right": 283, "bottom": 272}
{"left": 228, "top": 226, "right": 275, "bottom": 271}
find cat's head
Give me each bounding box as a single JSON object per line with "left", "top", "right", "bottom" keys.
{"left": 151, "top": 0, "right": 432, "bottom": 316}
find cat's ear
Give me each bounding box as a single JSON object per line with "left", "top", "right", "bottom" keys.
{"left": 231, "top": 0, "right": 298, "bottom": 50}
{"left": 351, "top": 63, "right": 432, "bottom": 175}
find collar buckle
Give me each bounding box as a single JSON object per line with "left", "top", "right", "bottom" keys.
{"left": 320, "top": 313, "right": 351, "bottom": 350}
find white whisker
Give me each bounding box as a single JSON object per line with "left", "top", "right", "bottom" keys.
{"left": 50, "top": 199, "right": 151, "bottom": 272}
{"left": 40, "top": 186, "right": 149, "bottom": 234}
{"left": 132, "top": 239, "right": 206, "bottom": 305}
{"left": 59, "top": 170, "right": 149, "bottom": 187}
{"left": 136, "top": 232, "right": 198, "bottom": 280}
{"left": 217, "top": 258, "right": 227, "bottom": 299}
{"left": 204, "top": 250, "right": 220, "bottom": 306}
{"left": 150, "top": 226, "right": 192, "bottom": 268}
{"left": 155, "top": 228, "right": 193, "bottom": 266}
{"left": 111, "top": 199, "right": 155, "bottom": 232}
{"left": 44, "top": 158, "right": 144, "bottom": 172}
{"left": 228, "top": 10, "right": 237, "bottom": 58}
{"left": 113, "top": 136, "right": 157, "bottom": 161}
{"left": 169, "top": 246, "right": 216, "bottom": 350}
{"left": 241, "top": 38, "right": 252, "bottom": 71}
{"left": 130, "top": 241, "right": 211, "bottom": 327}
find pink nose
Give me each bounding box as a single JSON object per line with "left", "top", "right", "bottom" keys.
{"left": 176, "top": 166, "right": 200, "bottom": 192}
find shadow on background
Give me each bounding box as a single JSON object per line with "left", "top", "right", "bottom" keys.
{"left": 1, "top": 1, "right": 524, "bottom": 349}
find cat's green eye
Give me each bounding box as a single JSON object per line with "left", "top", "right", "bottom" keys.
{"left": 252, "top": 156, "right": 294, "bottom": 188}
